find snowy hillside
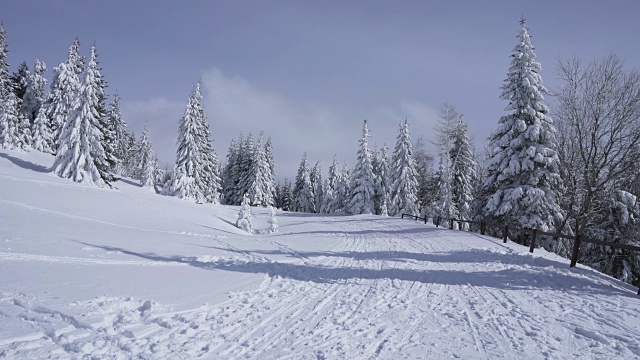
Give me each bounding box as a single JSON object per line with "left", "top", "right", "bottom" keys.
{"left": 1, "top": 149, "right": 640, "bottom": 359}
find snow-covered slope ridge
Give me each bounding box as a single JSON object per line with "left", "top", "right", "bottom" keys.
{"left": 1, "top": 149, "right": 639, "bottom": 359}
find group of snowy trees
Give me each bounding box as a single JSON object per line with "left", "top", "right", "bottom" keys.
{"left": 221, "top": 132, "right": 276, "bottom": 206}
{"left": 480, "top": 18, "right": 640, "bottom": 285}
{"left": 279, "top": 119, "right": 425, "bottom": 217}
{"left": 277, "top": 113, "right": 475, "bottom": 222}
{"left": 0, "top": 24, "right": 159, "bottom": 188}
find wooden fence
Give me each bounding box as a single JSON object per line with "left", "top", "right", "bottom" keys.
{"left": 400, "top": 213, "right": 640, "bottom": 295}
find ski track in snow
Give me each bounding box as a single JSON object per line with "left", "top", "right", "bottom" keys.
{"left": 2, "top": 216, "right": 640, "bottom": 359}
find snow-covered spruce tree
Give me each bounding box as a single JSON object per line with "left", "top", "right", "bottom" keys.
{"left": 107, "top": 92, "right": 131, "bottom": 175}
{"left": 450, "top": 118, "right": 477, "bottom": 228}
{"left": 137, "top": 122, "right": 156, "bottom": 189}
{"left": 236, "top": 194, "right": 253, "bottom": 233}
{"left": 268, "top": 205, "right": 279, "bottom": 233}
{"left": 166, "top": 84, "right": 207, "bottom": 202}
{"left": 275, "top": 178, "right": 293, "bottom": 210}
{"left": 264, "top": 136, "right": 276, "bottom": 203}
{"left": 122, "top": 131, "right": 139, "bottom": 178}
{"left": 52, "top": 45, "right": 107, "bottom": 186}
{"left": 22, "top": 59, "right": 46, "bottom": 124}
{"left": 390, "top": 119, "right": 419, "bottom": 216}
{"left": 349, "top": 120, "right": 376, "bottom": 214}
{"left": 310, "top": 161, "right": 323, "bottom": 213}
{"left": 331, "top": 164, "right": 351, "bottom": 213}
{"left": 374, "top": 145, "right": 391, "bottom": 216}
{"left": 292, "top": 152, "right": 314, "bottom": 213}
{"left": 0, "top": 23, "right": 9, "bottom": 97}
{"left": 483, "top": 18, "right": 563, "bottom": 237}
{"left": 192, "top": 82, "right": 221, "bottom": 204}
{"left": 31, "top": 106, "right": 53, "bottom": 153}
{"left": 11, "top": 61, "right": 29, "bottom": 102}
{"left": 237, "top": 133, "right": 255, "bottom": 204}
{"left": 10, "top": 62, "right": 31, "bottom": 146}
{"left": 0, "top": 23, "right": 29, "bottom": 150}
{"left": 222, "top": 138, "right": 239, "bottom": 205}
{"left": 86, "top": 45, "right": 116, "bottom": 184}
{"left": 247, "top": 133, "right": 272, "bottom": 206}
{"left": 321, "top": 156, "right": 340, "bottom": 213}
{"left": 48, "top": 38, "right": 84, "bottom": 149}
{"left": 413, "top": 136, "right": 437, "bottom": 215}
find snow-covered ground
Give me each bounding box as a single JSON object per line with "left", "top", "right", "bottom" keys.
{"left": 1, "top": 149, "right": 640, "bottom": 359}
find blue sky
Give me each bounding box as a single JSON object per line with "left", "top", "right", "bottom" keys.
{"left": 3, "top": 1, "right": 640, "bottom": 179}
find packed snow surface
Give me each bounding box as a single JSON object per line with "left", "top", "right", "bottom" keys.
{"left": 1, "top": 149, "right": 640, "bottom": 359}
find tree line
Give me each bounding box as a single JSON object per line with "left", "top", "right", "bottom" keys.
{"left": 1, "top": 19, "right": 639, "bottom": 286}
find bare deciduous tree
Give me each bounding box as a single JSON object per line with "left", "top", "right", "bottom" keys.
{"left": 555, "top": 54, "right": 640, "bottom": 237}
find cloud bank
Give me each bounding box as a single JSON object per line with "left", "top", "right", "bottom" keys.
{"left": 121, "top": 68, "right": 440, "bottom": 181}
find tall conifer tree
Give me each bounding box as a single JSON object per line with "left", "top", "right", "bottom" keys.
{"left": 349, "top": 120, "right": 376, "bottom": 214}
{"left": 483, "top": 18, "right": 563, "bottom": 233}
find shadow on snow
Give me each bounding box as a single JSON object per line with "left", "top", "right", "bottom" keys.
{"left": 73, "top": 240, "right": 638, "bottom": 298}
{"left": 0, "top": 152, "right": 50, "bottom": 173}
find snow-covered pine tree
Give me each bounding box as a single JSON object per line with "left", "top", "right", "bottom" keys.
{"left": 264, "top": 136, "right": 276, "bottom": 203}
{"left": 268, "top": 205, "right": 278, "bottom": 233}
{"left": 375, "top": 145, "right": 391, "bottom": 216}
{"left": 320, "top": 156, "right": 340, "bottom": 213}
{"left": 52, "top": 44, "right": 107, "bottom": 187}
{"left": 107, "top": 92, "right": 130, "bottom": 175}
{"left": 332, "top": 164, "right": 351, "bottom": 213}
{"left": 48, "top": 39, "right": 84, "bottom": 149}
{"left": 166, "top": 84, "right": 207, "bottom": 202}
{"left": 236, "top": 194, "right": 253, "bottom": 233}
{"left": 310, "top": 161, "right": 323, "bottom": 213}
{"left": 450, "top": 118, "right": 476, "bottom": 228}
{"left": 192, "top": 82, "right": 221, "bottom": 204}
{"left": 137, "top": 122, "right": 156, "bottom": 189}
{"left": 22, "top": 59, "right": 46, "bottom": 124}
{"left": 390, "top": 119, "right": 419, "bottom": 216}
{"left": 389, "top": 119, "right": 419, "bottom": 216}
{"left": 292, "top": 152, "right": 314, "bottom": 213}
{"left": 349, "top": 120, "right": 376, "bottom": 214}
{"left": 122, "top": 130, "right": 138, "bottom": 178}
{"left": 0, "top": 23, "right": 29, "bottom": 150}
{"left": 237, "top": 133, "right": 255, "bottom": 204}
{"left": 86, "top": 45, "right": 115, "bottom": 184}
{"left": 275, "top": 178, "right": 293, "bottom": 210}
{"left": 0, "top": 23, "right": 9, "bottom": 98}
{"left": 413, "top": 136, "right": 435, "bottom": 213}
{"left": 247, "top": 133, "right": 271, "bottom": 206}
{"left": 31, "top": 106, "right": 53, "bottom": 152}
{"left": 222, "top": 138, "right": 239, "bottom": 205}
{"left": 483, "top": 18, "right": 563, "bottom": 235}
{"left": 10, "top": 61, "right": 29, "bottom": 102}
{"left": 0, "top": 91, "right": 24, "bottom": 149}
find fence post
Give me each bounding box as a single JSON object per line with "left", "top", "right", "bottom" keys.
{"left": 450, "top": 219, "right": 454, "bottom": 230}
{"left": 503, "top": 225, "right": 509, "bottom": 243}
{"left": 570, "top": 235, "right": 581, "bottom": 267}
{"left": 481, "top": 222, "right": 486, "bottom": 235}
{"left": 529, "top": 229, "right": 537, "bottom": 253}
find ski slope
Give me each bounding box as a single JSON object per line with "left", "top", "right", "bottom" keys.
{"left": 1, "top": 149, "right": 640, "bottom": 359}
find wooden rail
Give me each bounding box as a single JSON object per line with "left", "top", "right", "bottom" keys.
{"left": 401, "top": 214, "right": 640, "bottom": 295}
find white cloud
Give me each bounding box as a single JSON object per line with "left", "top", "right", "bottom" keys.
{"left": 121, "top": 67, "right": 441, "bottom": 181}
